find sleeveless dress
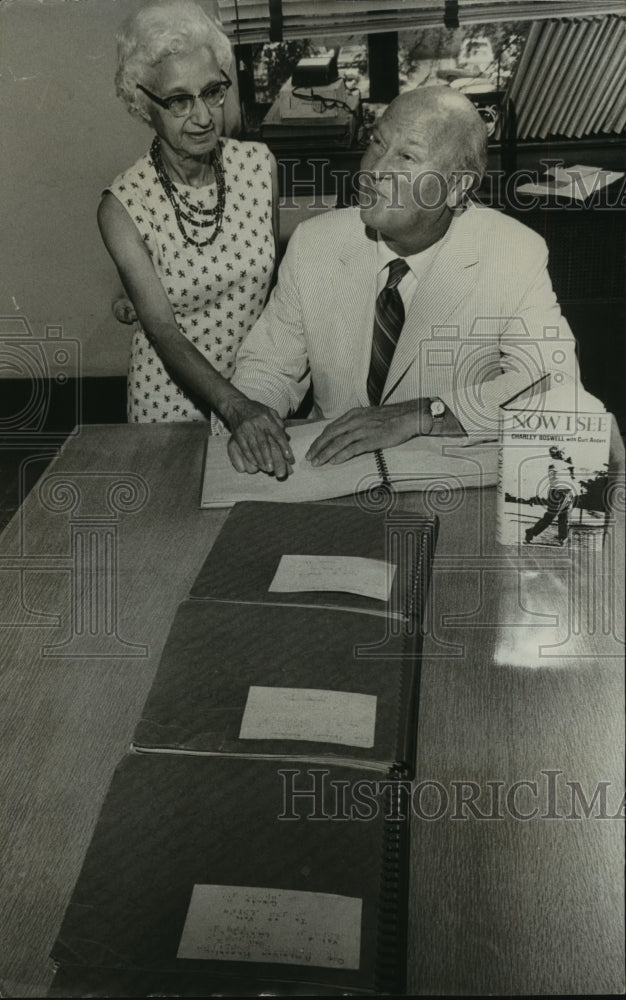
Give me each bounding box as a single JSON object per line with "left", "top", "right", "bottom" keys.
{"left": 106, "top": 138, "right": 275, "bottom": 422}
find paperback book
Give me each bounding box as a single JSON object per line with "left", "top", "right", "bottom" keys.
{"left": 497, "top": 388, "right": 611, "bottom": 547}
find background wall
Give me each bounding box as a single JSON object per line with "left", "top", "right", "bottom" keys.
{"left": 0, "top": 0, "right": 233, "bottom": 379}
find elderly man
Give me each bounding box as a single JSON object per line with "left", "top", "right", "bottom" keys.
{"left": 228, "top": 86, "right": 578, "bottom": 478}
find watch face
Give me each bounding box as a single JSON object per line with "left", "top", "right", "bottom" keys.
{"left": 430, "top": 398, "right": 446, "bottom": 418}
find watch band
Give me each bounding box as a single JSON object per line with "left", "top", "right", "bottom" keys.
{"left": 428, "top": 397, "right": 446, "bottom": 433}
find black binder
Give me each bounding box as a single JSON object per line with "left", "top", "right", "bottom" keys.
{"left": 50, "top": 500, "right": 432, "bottom": 996}
{"left": 191, "top": 499, "right": 438, "bottom": 623}
{"left": 50, "top": 754, "right": 410, "bottom": 997}
{"left": 132, "top": 600, "right": 423, "bottom": 776}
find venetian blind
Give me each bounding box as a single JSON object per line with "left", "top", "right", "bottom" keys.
{"left": 216, "top": 0, "right": 626, "bottom": 44}
{"left": 508, "top": 13, "right": 626, "bottom": 138}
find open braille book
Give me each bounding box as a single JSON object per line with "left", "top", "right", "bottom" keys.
{"left": 200, "top": 420, "right": 498, "bottom": 507}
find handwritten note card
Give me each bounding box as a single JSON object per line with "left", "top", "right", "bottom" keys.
{"left": 177, "top": 884, "right": 362, "bottom": 969}
{"left": 268, "top": 555, "right": 396, "bottom": 602}
{"left": 239, "top": 686, "right": 377, "bottom": 748}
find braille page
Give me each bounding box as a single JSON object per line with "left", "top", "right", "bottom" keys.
{"left": 239, "top": 686, "right": 377, "bottom": 748}
{"left": 201, "top": 421, "right": 379, "bottom": 506}
{"left": 268, "top": 554, "right": 396, "bottom": 602}
{"left": 201, "top": 423, "right": 498, "bottom": 508}
{"left": 177, "top": 885, "right": 362, "bottom": 969}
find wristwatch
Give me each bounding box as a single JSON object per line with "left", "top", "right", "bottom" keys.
{"left": 428, "top": 397, "right": 446, "bottom": 433}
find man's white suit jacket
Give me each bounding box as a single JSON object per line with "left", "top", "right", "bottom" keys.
{"left": 232, "top": 203, "right": 579, "bottom": 437}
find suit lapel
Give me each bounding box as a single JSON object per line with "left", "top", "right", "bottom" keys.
{"left": 337, "top": 224, "right": 379, "bottom": 407}
{"left": 382, "top": 209, "right": 480, "bottom": 404}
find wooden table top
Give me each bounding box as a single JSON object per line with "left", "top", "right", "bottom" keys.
{"left": 0, "top": 422, "right": 623, "bottom": 997}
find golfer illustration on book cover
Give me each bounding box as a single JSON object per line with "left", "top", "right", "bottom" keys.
{"left": 524, "top": 446, "right": 577, "bottom": 546}
{"left": 497, "top": 390, "right": 610, "bottom": 548}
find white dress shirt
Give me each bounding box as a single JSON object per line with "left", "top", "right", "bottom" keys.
{"left": 376, "top": 236, "right": 445, "bottom": 314}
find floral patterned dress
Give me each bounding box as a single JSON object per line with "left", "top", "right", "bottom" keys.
{"left": 106, "top": 138, "right": 275, "bottom": 422}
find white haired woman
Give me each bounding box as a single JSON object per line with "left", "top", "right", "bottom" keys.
{"left": 100, "top": 0, "right": 292, "bottom": 473}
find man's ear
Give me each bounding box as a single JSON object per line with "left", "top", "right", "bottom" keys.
{"left": 446, "top": 171, "right": 477, "bottom": 209}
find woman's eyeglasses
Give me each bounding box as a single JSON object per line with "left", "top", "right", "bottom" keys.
{"left": 137, "top": 71, "right": 231, "bottom": 117}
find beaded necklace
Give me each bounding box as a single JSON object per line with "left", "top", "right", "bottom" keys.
{"left": 150, "top": 136, "right": 226, "bottom": 248}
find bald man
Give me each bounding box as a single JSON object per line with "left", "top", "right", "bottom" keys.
{"left": 228, "top": 87, "right": 579, "bottom": 477}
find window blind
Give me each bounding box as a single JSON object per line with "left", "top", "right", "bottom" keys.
{"left": 216, "top": 0, "right": 626, "bottom": 44}
{"left": 507, "top": 13, "right": 626, "bottom": 138}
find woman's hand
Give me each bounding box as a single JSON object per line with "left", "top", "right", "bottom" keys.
{"left": 112, "top": 295, "right": 137, "bottom": 325}
{"left": 222, "top": 394, "right": 295, "bottom": 479}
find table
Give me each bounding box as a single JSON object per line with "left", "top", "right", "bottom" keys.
{"left": 0, "top": 422, "right": 623, "bottom": 997}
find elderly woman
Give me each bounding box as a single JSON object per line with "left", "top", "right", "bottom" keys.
{"left": 100, "top": 0, "right": 292, "bottom": 473}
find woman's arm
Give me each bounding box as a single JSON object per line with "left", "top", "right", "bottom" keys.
{"left": 98, "top": 192, "right": 293, "bottom": 475}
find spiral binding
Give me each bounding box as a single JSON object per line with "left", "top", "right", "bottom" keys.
{"left": 388, "top": 516, "right": 438, "bottom": 781}
{"left": 374, "top": 772, "right": 411, "bottom": 994}
{"left": 407, "top": 516, "right": 437, "bottom": 625}
{"left": 374, "top": 448, "right": 391, "bottom": 485}
{"left": 373, "top": 521, "right": 438, "bottom": 991}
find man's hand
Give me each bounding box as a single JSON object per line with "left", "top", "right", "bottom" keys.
{"left": 223, "top": 395, "right": 294, "bottom": 479}
{"left": 306, "top": 402, "right": 429, "bottom": 466}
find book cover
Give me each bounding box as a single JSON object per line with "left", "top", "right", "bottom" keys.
{"left": 497, "top": 389, "right": 611, "bottom": 548}
{"left": 200, "top": 420, "right": 497, "bottom": 508}
{"left": 50, "top": 754, "right": 410, "bottom": 997}
{"left": 132, "top": 600, "right": 423, "bottom": 775}
{"left": 190, "top": 500, "right": 437, "bottom": 622}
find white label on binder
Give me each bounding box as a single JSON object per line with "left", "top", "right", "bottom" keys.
{"left": 178, "top": 884, "right": 362, "bottom": 969}
{"left": 239, "top": 685, "right": 377, "bottom": 748}
{"left": 268, "top": 554, "right": 396, "bottom": 602}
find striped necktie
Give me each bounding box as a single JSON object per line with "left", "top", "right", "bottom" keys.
{"left": 367, "top": 258, "right": 410, "bottom": 406}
